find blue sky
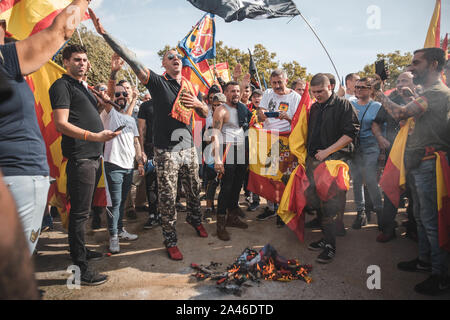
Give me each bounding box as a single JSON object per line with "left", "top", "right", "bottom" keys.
{"left": 85, "top": 0, "right": 448, "bottom": 83}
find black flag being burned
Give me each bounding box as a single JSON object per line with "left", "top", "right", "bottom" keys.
{"left": 187, "top": 0, "right": 300, "bottom": 23}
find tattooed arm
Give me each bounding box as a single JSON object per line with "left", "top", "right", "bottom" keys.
{"left": 89, "top": 9, "right": 150, "bottom": 85}
{"left": 211, "top": 107, "right": 226, "bottom": 174}
{"left": 134, "top": 137, "right": 145, "bottom": 176}
{"left": 373, "top": 91, "right": 426, "bottom": 121}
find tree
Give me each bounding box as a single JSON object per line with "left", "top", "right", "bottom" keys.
{"left": 54, "top": 26, "right": 144, "bottom": 91}
{"left": 358, "top": 50, "right": 413, "bottom": 89}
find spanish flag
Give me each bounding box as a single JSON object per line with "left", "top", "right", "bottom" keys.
{"left": 435, "top": 152, "right": 450, "bottom": 251}
{"left": 314, "top": 161, "right": 350, "bottom": 202}
{"left": 277, "top": 84, "right": 310, "bottom": 241}
{"left": 0, "top": 0, "right": 89, "bottom": 40}
{"left": 379, "top": 118, "right": 414, "bottom": 207}
{"left": 424, "top": 0, "right": 441, "bottom": 49}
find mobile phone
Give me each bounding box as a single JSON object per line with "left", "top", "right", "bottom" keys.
{"left": 264, "top": 112, "right": 280, "bottom": 118}
{"left": 114, "top": 125, "right": 126, "bottom": 132}
{"left": 375, "top": 59, "right": 388, "bottom": 81}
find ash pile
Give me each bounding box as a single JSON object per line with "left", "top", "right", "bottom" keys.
{"left": 191, "top": 244, "right": 312, "bottom": 296}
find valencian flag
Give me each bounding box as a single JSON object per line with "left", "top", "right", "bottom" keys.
{"left": 424, "top": 0, "right": 441, "bottom": 49}
{"left": 178, "top": 13, "right": 216, "bottom": 65}
{"left": 187, "top": 0, "right": 300, "bottom": 23}
{"left": 0, "top": 0, "right": 89, "bottom": 40}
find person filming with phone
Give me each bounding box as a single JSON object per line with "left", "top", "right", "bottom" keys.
{"left": 98, "top": 81, "right": 144, "bottom": 254}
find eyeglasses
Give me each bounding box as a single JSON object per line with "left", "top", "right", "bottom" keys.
{"left": 98, "top": 87, "right": 107, "bottom": 92}
{"left": 355, "top": 86, "right": 371, "bottom": 90}
{"left": 167, "top": 53, "right": 183, "bottom": 61}
{"left": 115, "top": 91, "right": 129, "bottom": 98}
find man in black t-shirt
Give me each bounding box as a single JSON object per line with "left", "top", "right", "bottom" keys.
{"left": 50, "top": 45, "right": 120, "bottom": 285}
{"left": 90, "top": 10, "right": 209, "bottom": 261}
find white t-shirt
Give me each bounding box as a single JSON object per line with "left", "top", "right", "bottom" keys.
{"left": 100, "top": 108, "right": 139, "bottom": 169}
{"left": 260, "top": 89, "right": 302, "bottom": 132}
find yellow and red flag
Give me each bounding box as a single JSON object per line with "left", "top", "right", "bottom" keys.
{"left": 0, "top": 0, "right": 89, "bottom": 40}
{"left": 313, "top": 161, "right": 350, "bottom": 202}
{"left": 379, "top": 118, "right": 413, "bottom": 207}
{"left": 277, "top": 84, "right": 311, "bottom": 241}
{"left": 424, "top": 0, "right": 441, "bottom": 49}
{"left": 436, "top": 152, "right": 450, "bottom": 251}
{"left": 247, "top": 128, "right": 298, "bottom": 204}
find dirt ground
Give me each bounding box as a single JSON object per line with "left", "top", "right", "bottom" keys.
{"left": 34, "top": 192, "right": 449, "bottom": 301}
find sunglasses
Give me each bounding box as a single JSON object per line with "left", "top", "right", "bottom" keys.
{"left": 115, "top": 91, "right": 129, "bottom": 98}
{"left": 355, "top": 86, "right": 371, "bottom": 90}
{"left": 167, "top": 53, "right": 183, "bottom": 61}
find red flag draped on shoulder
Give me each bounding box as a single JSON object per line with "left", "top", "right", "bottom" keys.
{"left": 277, "top": 84, "right": 311, "bottom": 241}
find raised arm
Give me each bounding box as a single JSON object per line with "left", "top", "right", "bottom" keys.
{"left": 89, "top": 8, "right": 150, "bottom": 85}
{"left": 371, "top": 79, "right": 425, "bottom": 121}
{"left": 16, "top": 0, "right": 91, "bottom": 76}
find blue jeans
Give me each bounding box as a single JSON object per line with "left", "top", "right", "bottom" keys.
{"left": 408, "top": 159, "right": 448, "bottom": 276}
{"left": 3, "top": 175, "right": 50, "bottom": 254}
{"left": 350, "top": 145, "right": 383, "bottom": 212}
{"left": 105, "top": 162, "right": 133, "bottom": 236}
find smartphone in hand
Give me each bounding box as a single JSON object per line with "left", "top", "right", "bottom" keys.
{"left": 264, "top": 112, "right": 280, "bottom": 118}
{"left": 114, "top": 125, "right": 126, "bottom": 132}
{"left": 375, "top": 59, "right": 388, "bottom": 81}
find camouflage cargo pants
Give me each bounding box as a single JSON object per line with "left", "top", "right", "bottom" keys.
{"left": 154, "top": 147, "right": 202, "bottom": 248}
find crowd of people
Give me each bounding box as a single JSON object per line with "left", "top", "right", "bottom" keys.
{"left": 0, "top": 0, "right": 449, "bottom": 298}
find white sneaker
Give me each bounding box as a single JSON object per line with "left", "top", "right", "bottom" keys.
{"left": 109, "top": 236, "right": 120, "bottom": 254}
{"left": 118, "top": 229, "right": 138, "bottom": 241}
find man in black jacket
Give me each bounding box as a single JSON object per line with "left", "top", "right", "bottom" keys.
{"left": 306, "top": 73, "right": 360, "bottom": 264}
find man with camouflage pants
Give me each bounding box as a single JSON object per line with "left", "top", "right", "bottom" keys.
{"left": 90, "top": 11, "right": 210, "bottom": 260}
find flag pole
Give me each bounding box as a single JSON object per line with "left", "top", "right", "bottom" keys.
{"left": 297, "top": 13, "right": 341, "bottom": 82}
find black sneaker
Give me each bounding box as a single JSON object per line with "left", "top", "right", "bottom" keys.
{"left": 316, "top": 244, "right": 336, "bottom": 264}
{"left": 247, "top": 202, "right": 259, "bottom": 212}
{"left": 276, "top": 215, "right": 285, "bottom": 228}
{"left": 86, "top": 250, "right": 103, "bottom": 261}
{"left": 144, "top": 215, "right": 160, "bottom": 229}
{"left": 80, "top": 268, "right": 108, "bottom": 286}
{"left": 414, "top": 275, "right": 450, "bottom": 296}
{"left": 256, "top": 207, "right": 276, "bottom": 221}
{"left": 308, "top": 239, "right": 326, "bottom": 251}
{"left": 305, "top": 217, "right": 321, "bottom": 229}
{"left": 397, "top": 258, "right": 432, "bottom": 273}
{"left": 352, "top": 211, "right": 367, "bottom": 229}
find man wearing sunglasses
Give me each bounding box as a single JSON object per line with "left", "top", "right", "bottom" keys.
{"left": 348, "top": 78, "right": 383, "bottom": 230}
{"left": 90, "top": 9, "right": 209, "bottom": 261}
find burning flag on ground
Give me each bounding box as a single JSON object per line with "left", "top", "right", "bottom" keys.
{"left": 191, "top": 244, "right": 312, "bottom": 296}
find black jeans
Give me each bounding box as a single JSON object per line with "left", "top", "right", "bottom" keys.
{"left": 145, "top": 168, "right": 158, "bottom": 216}
{"left": 305, "top": 156, "right": 347, "bottom": 248}
{"left": 66, "top": 157, "right": 102, "bottom": 272}
{"left": 217, "top": 145, "right": 247, "bottom": 216}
